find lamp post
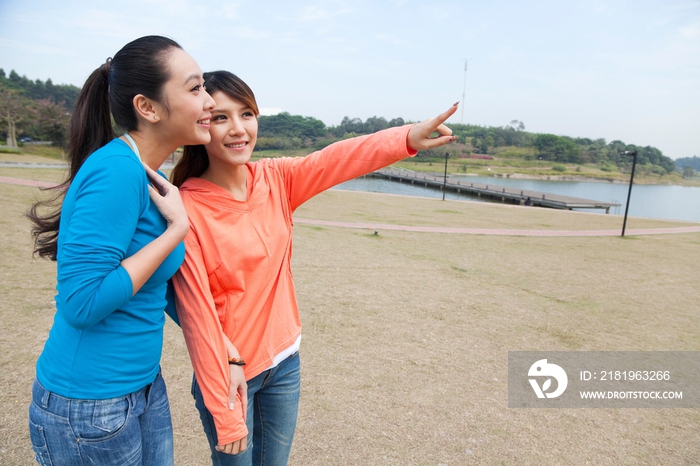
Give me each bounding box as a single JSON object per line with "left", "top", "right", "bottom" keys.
{"left": 620, "top": 150, "right": 638, "bottom": 237}
{"left": 442, "top": 152, "right": 449, "bottom": 200}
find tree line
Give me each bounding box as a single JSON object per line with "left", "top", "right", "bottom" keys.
{"left": 0, "top": 68, "right": 678, "bottom": 175}
{"left": 0, "top": 69, "right": 79, "bottom": 147}
{"left": 675, "top": 156, "right": 699, "bottom": 178}
{"left": 422, "top": 121, "right": 676, "bottom": 174}
{"left": 258, "top": 114, "right": 676, "bottom": 174}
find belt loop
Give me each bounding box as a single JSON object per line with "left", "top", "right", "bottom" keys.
{"left": 40, "top": 386, "right": 50, "bottom": 409}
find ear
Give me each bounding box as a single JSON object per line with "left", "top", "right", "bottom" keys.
{"left": 132, "top": 94, "right": 162, "bottom": 125}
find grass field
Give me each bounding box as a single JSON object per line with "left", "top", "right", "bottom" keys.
{"left": 1, "top": 167, "right": 699, "bottom": 465}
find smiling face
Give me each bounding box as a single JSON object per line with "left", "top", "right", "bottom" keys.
{"left": 156, "top": 48, "right": 215, "bottom": 146}
{"left": 203, "top": 90, "right": 259, "bottom": 169}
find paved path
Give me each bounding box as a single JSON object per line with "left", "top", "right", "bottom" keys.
{"left": 3, "top": 176, "right": 699, "bottom": 237}
{"left": 294, "top": 218, "right": 700, "bottom": 237}
{"left": 0, "top": 176, "right": 57, "bottom": 188}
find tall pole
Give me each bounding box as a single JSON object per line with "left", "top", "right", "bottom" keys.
{"left": 621, "top": 150, "right": 637, "bottom": 237}
{"left": 442, "top": 152, "right": 449, "bottom": 200}
{"left": 461, "top": 60, "right": 468, "bottom": 124}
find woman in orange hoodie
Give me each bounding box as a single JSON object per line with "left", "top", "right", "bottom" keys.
{"left": 170, "top": 70, "right": 458, "bottom": 465}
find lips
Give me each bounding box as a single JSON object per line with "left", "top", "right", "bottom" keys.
{"left": 225, "top": 142, "right": 247, "bottom": 149}
{"left": 197, "top": 118, "right": 211, "bottom": 125}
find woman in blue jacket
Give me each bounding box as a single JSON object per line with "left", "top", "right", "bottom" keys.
{"left": 26, "top": 35, "right": 214, "bottom": 466}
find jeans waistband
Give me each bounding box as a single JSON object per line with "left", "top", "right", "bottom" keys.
{"left": 32, "top": 378, "right": 74, "bottom": 418}
{"left": 32, "top": 370, "right": 162, "bottom": 417}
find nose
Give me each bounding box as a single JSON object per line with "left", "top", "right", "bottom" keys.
{"left": 229, "top": 117, "right": 245, "bottom": 136}
{"left": 204, "top": 91, "right": 215, "bottom": 111}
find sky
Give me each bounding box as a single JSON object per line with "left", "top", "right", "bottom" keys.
{"left": 0, "top": 0, "right": 698, "bottom": 160}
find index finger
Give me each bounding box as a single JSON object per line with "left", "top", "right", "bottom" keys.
{"left": 432, "top": 102, "right": 459, "bottom": 127}
{"left": 143, "top": 164, "right": 169, "bottom": 195}
{"left": 143, "top": 164, "right": 164, "bottom": 185}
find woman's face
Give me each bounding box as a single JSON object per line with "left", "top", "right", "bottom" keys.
{"left": 157, "top": 48, "right": 214, "bottom": 146}
{"left": 204, "top": 90, "right": 258, "bottom": 168}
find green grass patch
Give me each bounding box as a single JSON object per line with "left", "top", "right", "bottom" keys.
{"left": 434, "top": 209, "right": 461, "bottom": 214}
{"left": 0, "top": 145, "right": 21, "bottom": 154}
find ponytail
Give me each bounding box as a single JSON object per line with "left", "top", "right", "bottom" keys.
{"left": 27, "top": 61, "right": 114, "bottom": 260}
{"left": 68, "top": 61, "right": 115, "bottom": 181}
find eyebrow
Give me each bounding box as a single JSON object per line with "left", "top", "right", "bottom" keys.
{"left": 211, "top": 105, "right": 254, "bottom": 114}
{"left": 184, "top": 74, "right": 203, "bottom": 85}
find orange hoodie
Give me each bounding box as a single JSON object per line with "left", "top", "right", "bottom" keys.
{"left": 172, "top": 125, "right": 416, "bottom": 444}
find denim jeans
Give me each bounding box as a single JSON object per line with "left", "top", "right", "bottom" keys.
{"left": 28, "top": 371, "right": 174, "bottom": 466}
{"left": 192, "top": 352, "right": 301, "bottom": 466}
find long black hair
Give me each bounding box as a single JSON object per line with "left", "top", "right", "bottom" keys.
{"left": 27, "top": 35, "right": 182, "bottom": 260}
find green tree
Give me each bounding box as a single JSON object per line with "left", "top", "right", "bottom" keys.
{"left": 33, "top": 99, "right": 70, "bottom": 147}
{"left": 364, "top": 116, "right": 388, "bottom": 133}
{"left": 258, "top": 112, "right": 326, "bottom": 142}
{"left": 534, "top": 134, "right": 581, "bottom": 163}
{"left": 0, "top": 69, "right": 79, "bottom": 111}
{"left": 675, "top": 156, "right": 700, "bottom": 171}
{"left": 0, "top": 84, "right": 29, "bottom": 147}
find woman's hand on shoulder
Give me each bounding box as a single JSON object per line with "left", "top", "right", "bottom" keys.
{"left": 143, "top": 164, "right": 189, "bottom": 239}
{"left": 407, "top": 103, "right": 459, "bottom": 152}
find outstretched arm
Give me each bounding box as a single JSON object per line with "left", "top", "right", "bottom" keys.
{"left": 277, "top": 102, "right": 460, "bottom": 211}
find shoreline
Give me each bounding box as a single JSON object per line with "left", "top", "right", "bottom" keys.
{"left": 454, "top": 171, "right": 700, "bottom": 186}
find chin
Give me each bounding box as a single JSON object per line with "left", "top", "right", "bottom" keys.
{"left": 193, "top": 132, "right": 212, "bottom": 145}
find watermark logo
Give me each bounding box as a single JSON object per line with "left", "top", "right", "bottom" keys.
{"left": 509, "top": 352, "right": 699, "bottom": 408}
{"left": 528, "top": 359, "right": 568, "bottom": 399}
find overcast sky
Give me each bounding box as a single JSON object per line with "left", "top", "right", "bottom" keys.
{"left": 1, "top": 0, "right": 698, "bottom": 159}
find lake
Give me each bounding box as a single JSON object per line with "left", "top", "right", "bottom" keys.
{"left": 333, "top": 175, "right": 700, "bottom": 223}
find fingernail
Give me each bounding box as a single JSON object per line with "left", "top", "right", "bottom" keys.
{"left": 229, "top": 402, "right": 234, "bottom": 410}
{"left": 453, "top": 101, "right": 460, "bottom": 106}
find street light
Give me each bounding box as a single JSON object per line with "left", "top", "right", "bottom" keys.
{"left": 620, "top": 150, "right": 638, "bottom": 237}
{"left": 442, "top": 152, "right": 449, "bottom": 200}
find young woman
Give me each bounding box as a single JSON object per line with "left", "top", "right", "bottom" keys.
{"left": 26, "top": 36, "right": 214, "bottom": 466}
{"left": 170, "top": 70, "right": 458, "bottom": 465}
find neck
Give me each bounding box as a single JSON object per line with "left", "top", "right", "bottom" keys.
{"left": 201, "top": 163, "right": 248, "bottom": 201}
{"left": 122, "top": 129, "right": 178, "bottom": 171}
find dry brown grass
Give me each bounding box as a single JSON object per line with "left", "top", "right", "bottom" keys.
{"left": 1, "top": 171, "right": 699, "bottom": 465}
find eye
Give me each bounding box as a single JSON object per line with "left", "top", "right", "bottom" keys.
{"left": 242, "top": 111, "right": 255, "bottom": 118}
{"left": 212, "top": 115, "right": 227, "bottom": 121}
{"left": 191, "top": 84, "right": 203, "bottom": 92}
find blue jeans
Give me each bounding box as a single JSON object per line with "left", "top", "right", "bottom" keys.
{"left": 28, "top": 372, "right": 174, "bottom": 466}
{"left": 192, "top": 352, "right": 301, "bottom": 466}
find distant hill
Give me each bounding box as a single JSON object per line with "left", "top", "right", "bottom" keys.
{"left": 675, "top": 156, "right": 700, "bottom": 171}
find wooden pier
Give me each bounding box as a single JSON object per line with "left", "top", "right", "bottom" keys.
{"left": 366, "top": 168, "right": 620, "bottom": 214}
